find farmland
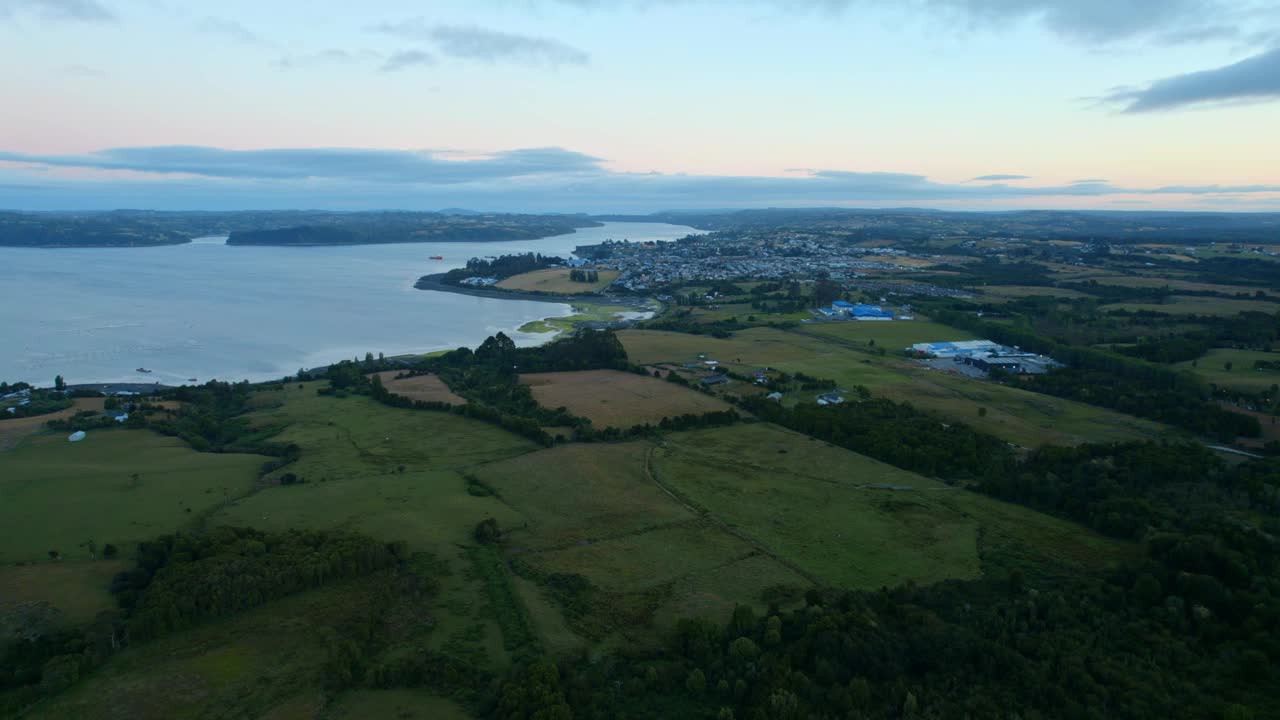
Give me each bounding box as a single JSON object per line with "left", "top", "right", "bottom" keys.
{"left": 1178, "top": 348, "right": 1280, "bottom": 391}
{"left": 520, "top": 369, "right": 733, "bottom": 428}
{"left": 370, "top": 370, "right": 467, "bottom": 405}
{"left": 496, "top": 267, "right": 619, "bottom": 294}
{"left": 0, "top": 429, "right": 266, "bottom": 563}
{"left": 1101, "top": 295, "right": 1280, "bottom": 316}
{"left": 0, "top": 397, "right": 105, "bottom": 451}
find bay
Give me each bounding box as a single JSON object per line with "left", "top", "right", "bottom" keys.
{"left": 0, "top": 222, "right": 697, "bottom": 385}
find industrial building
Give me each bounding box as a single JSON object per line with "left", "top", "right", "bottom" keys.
{"left": 910, "top": 340, "right": 1062, "bottom": 375}
{"left": 819, "top": 301, "right": 895, "bottom": 321}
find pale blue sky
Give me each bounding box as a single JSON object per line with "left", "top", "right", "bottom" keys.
{"left": 1, "top": 0, "right": 1279, "bottom": 211}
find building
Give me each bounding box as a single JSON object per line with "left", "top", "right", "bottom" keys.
{"left": 766, "top": 392, "right": 784, "bottom": 401}
{"left": 816, "top": 393, "right": 844, "bottom": 405}
{"left": 910, "top": 340, "right": 1002, "bottom": 358}
{"left": 701, "top": 374, "right": 729, "bottom": 386}
{"left": 851, "top": 303, "right": 894, "bottom": 321}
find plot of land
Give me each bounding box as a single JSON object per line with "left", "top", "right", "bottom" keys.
{"left": 1178, "top": 348, "right": 1280, "bottom": 392}
{"left": 0, "top": 429, "right": 266, "bottom": 563}
{"left": 0, "top": 559, "right": 125, "bottom": 627}
{"left": 497, "top": 267, "right": 619, "bottom": 294}
{"left": 1102, "top": 295, "right": 1280, "bottom": 316}
{"left": 520, "top": 369, "right": 733, "bottom": 428}
{"left": 369, "top": 371, "right": 466, "bottom": 405}
{"left": 0, "top": 397, "right": 105, "bottom": 451}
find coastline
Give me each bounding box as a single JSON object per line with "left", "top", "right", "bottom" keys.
{"left": 413, "top": 272, "right": 649, "bottom": 307}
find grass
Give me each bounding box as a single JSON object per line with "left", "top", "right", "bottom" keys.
{"left": 1177, "top": 348, "right": 1280, "bottom": 392}
{"left": 0, "top": 429, "right": 266, "bottom": 563}
{"left": 471, "top": 441, "right": 695, "bottom": 551}
{"left": 369, "top": 371, "right": 467, "bottom": 405}
{"left": 621, "top": 326, "right": 1169, "bottom": 448}
{"left": 497, "top": 268, "right": 620, "bottom": 294}
{"left": 519, "top": 303, "right": 640, "bottom": 335}
{"left": 324, "top": 689, "right": 473, "bottom": 720}
{"left": 520, "top": 369, "right": 734, "bottom": 428}
{"left": 980, "top": 285, "right": 1092, "bottom": 300}
{"left": 24, "top": 576, "right": 388, "bottom": 720}
{"left": 0, "top": 559, "right": 125, "bottom": 626}
{"left": 1102, "top": 295, "right": 1280, "bottom": 316}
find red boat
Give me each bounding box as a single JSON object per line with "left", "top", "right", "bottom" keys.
{"left": 429, "top": 255, "right": 444, "bottom": 260}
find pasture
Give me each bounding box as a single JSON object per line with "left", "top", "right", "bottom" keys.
{"left": 0, "top": 429, "right": 266, "bottom": 563}
{"left": 520, "top": 369, "right": 734, "bottom": 428}
{"left": 1178, "top": 348, "right": 1280, "bottom": 391}
{"left": 518, "top": 303, "right": 639, "bottom": 335}
{"left": 1102, "top": 295, "right": 1280, "bottom": 316}
{"left": 497, "top": 267, "right": 619, "bottom": 294}
{"left": 621, "top": 327, "right": 1168, "bottom": 448}
{"left": 369, "top": 370, "right": 467, "bottom": 405}
{"left": 0, "top": 559, "right": 124, "bottom": 627}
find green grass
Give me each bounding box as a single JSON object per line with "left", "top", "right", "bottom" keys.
{"left": 324, "top": 689, "right": 473, "bottom": 720}
{"left": 653, "top": 424, "right": 981, "bottom": 589}
{"left": 519, "top": 303, "right": 639, "bottom": 334}
{"left": 0, "top": 429, "right": 266, "bottom": 563}
{"left": 1177, "top": 348, "right": 1280, "bottom": 391}
{"left": 25, "top": 576, "right": 388, "bottom": 720}
{"left": 621, "top": 326, "right": 1170, "bottom": 448}
{"left": 0, "top": 560, "right": 125, "bottom": 627}
{"left": 1102, "top": 295, "right": 1280, "bottom": 316}
{"left": 496, "top": 267, "right": 620, "bottom": 294}
{"left": 473, "top": 442, "right": 695, "bottom": 551}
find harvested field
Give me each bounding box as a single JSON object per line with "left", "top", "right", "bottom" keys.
{"left": 0, "top": 397, "right": 105, "bottom": 451}
{"left": 497, "top": 268, "right": 619, "bottom": 294}
{"left": 370, "top": 371, "right": 466, "bottom": 405}
{"left": 520, "top": 369, "right": 733, "bottom": 428}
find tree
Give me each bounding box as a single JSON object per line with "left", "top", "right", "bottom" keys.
{"left": 48, "top": 549, "right": 61, "bottom": 561}
{"left": 54, "top": 374, "right": 66, "bottom": 391}
{"left": 1225, "top": 361, "right": 1234, "bottom": 371}
{"left": 474, "top": 518, "right": 501, "bottom": 544}
{"left": 978, "top": 406, "right": 988, "bottom": 418}
{"left": 685, "top": 668, "right": 707, "bottom": 694}
{"left": 102, "top": 543, "right": 119, "bottom": 559}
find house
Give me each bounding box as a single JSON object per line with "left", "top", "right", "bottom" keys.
{"left": 701, "top": 374, "right": 729, "bottom": 386}
{"left": 816, "top": 393, "right": 844, "bottom": 405}
{"left": 851, "top": 304, "right": 894, "bottom": 321}
{"left": 766, "top": 392, "right": 784, "bottom": 401}
{"left": 113, "top": 413, "right": 130, "bottom": 423}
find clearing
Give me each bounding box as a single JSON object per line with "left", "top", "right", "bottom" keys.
{"left": 520, "top": 369, "right": 733, "bottom": 428}
{"left": 369, "top": 370, "right": 467, "bottom": 405}
{"left": 497, "top": 268, "right": 620, "bottom": 294}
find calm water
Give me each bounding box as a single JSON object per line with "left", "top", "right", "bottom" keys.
{"left": 0, "top": 222, "right": 698, "bottom": 385}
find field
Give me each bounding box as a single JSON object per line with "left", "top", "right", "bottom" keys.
{"left": 370, "top": 370, "right": 467, "bottom": 404}
{"left": 325, "top": 689, "right": 473, "bottom": 719}
{"left": 496, "top": 267, "right": 619, "bottom": 294}
{"left": 518, "top": 303, "right": 642, "bottom": 335}
{"left": 520, "top": 369, "right": 734, "bottom": 428}
{"left": 0, "top": 429, "right": 266, "bottom": 563}
{"left": 0, "top": 559, "right": 125, "bottom": 627}
{"left": 24, "top": 577, "right": 388, "bottom": 720}
{"left": 980, "top": 285, "right": 1092, "bottom": 300}
{"left": 1177, "top": 348, "right": 1280, "bottom": 391}
{"left": 1102, "top": 295, "right": 1280, "bottom": 316}
{"left": 0, "top": 397, "right": 105, "bottom": 451}
{"left": 619, "top": 327, "right": 1170, "bottom": 448}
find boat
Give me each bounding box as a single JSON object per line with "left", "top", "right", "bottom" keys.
{"left": 429, "top": 255, "right": 444, "bottom": 260}
{"left": 136, "top": 367, "right": 152, "bottom": 373}
{"left": 188, "top": 378, "right": 198, "bottom": 382}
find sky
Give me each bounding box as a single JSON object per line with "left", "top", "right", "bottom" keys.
{"left": 1, "top": 0, "right": 1279, "bottom": 213}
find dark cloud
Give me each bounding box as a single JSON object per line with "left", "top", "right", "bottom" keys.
{"left": 0, "top": 146, "right": 606, "bottom": 184}
{"left": 195, "top": 17, "right": 262, "bottom": 45}
{"left": 381, "top": 50, "right": 436, "bottom": 72}
{"left": 1102, "top": 47, "right": 1280, "bottom": 112}
{"left": 0, "top": 0, "right": 114, "bottom": 22}
{"left": 371, "top": 18, "right": 590, "bottom": 66}
{"left": 972, "top": 174, "right": 1031, "bottom": 181}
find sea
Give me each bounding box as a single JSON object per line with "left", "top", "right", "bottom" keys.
{"left": 0, "top": 222, "right": 698, "bottom": 386}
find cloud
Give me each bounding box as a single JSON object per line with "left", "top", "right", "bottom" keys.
{"left": 1073, "top": 178, "right": 1107, "bottom": 184}
{"left": 0, "top": 145, "right": 606, "bottom": 183}
{"left": 275, "top": 49, "right": 374, "bottom": 70}
{"left": 58, "top": 63, "right": 104, "bottom": 77}
{"left": 3, "top": 144, "right": 1279, "bottom": 212}
{"left": 371, "top": 18, "right": 590, "bottom": 66}
{"left": 973, "top": 174, "right": 1031, "bottom": 181}
{"left": 1102, "top": 47, "right": 1280, "bottom": 112}
{"left": 195, "top": 17, "right": 261, "bottom": 45}
{"left": 0, "top": 0, "right": 114, "bottom": 22}
{"left": 381, "top": 50, "right": 436, "bottom": 72}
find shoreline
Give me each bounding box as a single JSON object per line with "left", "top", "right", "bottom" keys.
{"left": 413, "top": 272, "right": 650, "bottom": 307}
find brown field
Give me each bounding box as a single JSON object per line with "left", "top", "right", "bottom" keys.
{"left": 369, "top": 371, "right": 466, "bottom": 405}
{"left": 0, "top": 397, "right": 105, "bottom": 451}
{"left": 520, "top": 369, "right": 733, "bottom": 428}
{"left": 496, "top": 268, "right": 620, "bottom": 294}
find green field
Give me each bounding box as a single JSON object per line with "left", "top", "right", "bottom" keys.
{"left": 1178, "top": 348, "right": 1280, "bottom": 391}
{"left": 620, "top": 326, "right": 1170, "bottom": 448}
{"left": 1102, "top": 295, "right": 1280, "bottom": 316}
{"left": 519, "top": 303, "right": 641, "bottom": 334}
{"left": 24, "top": 577, "right": 388, "bottom": 720}
{"left": 325, "top": 689, "right": 473, "bottom": 720}
{"left": 0, "top": 429, "right": 266, "bottom": 563}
